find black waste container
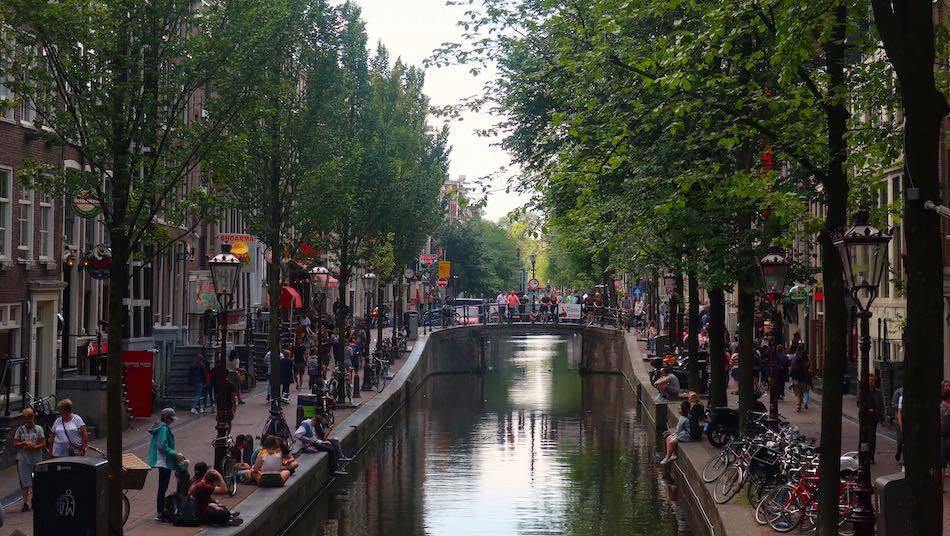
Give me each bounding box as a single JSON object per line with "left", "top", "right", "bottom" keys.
{"left": 33, "top": 456, "right": 108, "bottom": 536}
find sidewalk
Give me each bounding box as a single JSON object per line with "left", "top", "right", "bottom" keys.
{"left": 630, "top": 333, "right": 950, "bottom": 532}
{"left": 1, "top": 328, "right": 406, "bottom": 535}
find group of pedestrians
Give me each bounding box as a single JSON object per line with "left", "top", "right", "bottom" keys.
{"left": 190, "top": 351, "right": 246, "bottom": 415}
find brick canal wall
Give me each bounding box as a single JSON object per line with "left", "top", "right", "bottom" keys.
{"left": 205, "top": 324, "right": 720, "bottom": 536}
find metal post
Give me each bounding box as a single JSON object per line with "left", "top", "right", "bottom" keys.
{"left": 213, "top": 301, "right": 233, "bottom": 470}
{"left": 851, "top": 309, "right": 876, "bottom": 535}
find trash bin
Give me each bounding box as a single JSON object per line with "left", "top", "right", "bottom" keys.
{"left": 875, "top": 472, "right": 911, "bottom": 536}
{"left": 33, "top": 456, "right": 108, "bottom": 536}
{"left": 296, "top": 393, "right": 321, "bottom": 425}
{"left": 407, "top": 311, "right": 419, "bottom": 340}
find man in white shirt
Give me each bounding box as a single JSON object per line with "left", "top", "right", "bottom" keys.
{"left": 495, "top": 291, "right": 507, "bottom": 323}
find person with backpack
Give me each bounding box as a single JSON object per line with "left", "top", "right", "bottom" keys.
{"left": 13, "top": 408, "right": 46, "bottom": 511}
{"left": 188, "top": 468, "right": 240, "bottom": 526}
{"left": 148, "top": 408, "right": 185, "bottom": 522}
{"left": 190, "top": 354, "right": 207, "bottom": 415}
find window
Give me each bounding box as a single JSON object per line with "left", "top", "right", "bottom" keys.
{"left": 17, "top": 187, "right": 32, "bottom": 260}
{"left": 19, "top": 94, "right": 35, "bottom": 125}
{"left": 0, "top": 168, "right": 11, "bottom": 259}
{"left": 0, "top": 74, "right": 12, "bottom": 121}
{"left": 38, "top": 191, "right": 52, "bottom": 259}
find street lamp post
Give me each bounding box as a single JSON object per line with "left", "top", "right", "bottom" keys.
{"left": 759, "top": 248, "right": 790, "bottom": 426}
{"left": 833, "top": 211, "right": 892, "bottom": 536}
{"left": 358, "top": 272, "right": 376, "bottom": 394}
{"left": 310, "top": 265, "right": 330, "bottom": 392}
{"left": 208, "top": 248, "right": 242, "bottom": 469}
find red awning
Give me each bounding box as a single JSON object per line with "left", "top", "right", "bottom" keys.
{"left": 279, "top": 286, "right": 303, "bottom": 309}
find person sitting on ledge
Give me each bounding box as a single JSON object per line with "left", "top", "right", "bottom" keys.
{"left": 227, "top": 435, "right": 253, "bottom": 485}
{"left": 660, "top": 401, "right": 693, "bottom": 465}
{"left": 653, "top": 367, "right": 680, "bottom": 401}
{"left": 188, "top": 468, "right": 241, "bottom": 526}
{"left": 280, "top": 440, "right": 299, "bottom": 473}
{"left": 252, "top": 436, "right": 291, "bottom": 487}
{"left": 295, "top": 413, "right": 351, "bottom": 476}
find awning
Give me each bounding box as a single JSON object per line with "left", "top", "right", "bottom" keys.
{"left": 279, "top": 286, "right": 303, "bottom": 309}
{"left": 326, "top": 275, "right": 339, "bottom": 290}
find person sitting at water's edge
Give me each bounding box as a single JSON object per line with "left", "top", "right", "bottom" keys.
{"left": 295, "top": 413, "right": 351, "bottom": 476}
{"left": 660, "top": 401, "right": 694, "bottom": 465}
{"left": 654, "top": 367, "right": 680, "bottom": 401}
{"left": 188, "top": 468, "right": 241, "bottom": 526}
{"left": 252, "top": 436, "right": 292, "bottom": 486}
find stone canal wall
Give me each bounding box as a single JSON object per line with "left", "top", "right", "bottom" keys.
{"left": 205, "top": 324, "right": 722, "bottom": 536}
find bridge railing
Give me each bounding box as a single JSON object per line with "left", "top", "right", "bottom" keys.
{"left": 422, "top": 301, "right": 634, "bottom": 330}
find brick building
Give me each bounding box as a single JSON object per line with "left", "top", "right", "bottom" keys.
{"left": 0, "top": 81, "right": 68, "bottom": 403}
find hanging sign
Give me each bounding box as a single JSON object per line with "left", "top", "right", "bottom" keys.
{"left": 420, "top": 254, "right": 438, "bottom": 265}
{"left": 72, "top": 189, "right": 101, "bottom": 218}
{"left": 438, "top": 261, "right": 451, "bottom": 278}
{"left": 219, "top": 233, "right": 255, "bottom": 271}
{"left": 788, "top": 284, "right": 809, "bottom": 304}
{"left": 86, "top": 244, "right": 112, "bottom": 280}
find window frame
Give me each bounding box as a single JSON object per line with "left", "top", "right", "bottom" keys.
{"left": 17, "top": 186, "right": 32, "bottom": 261}
{"left": 38, "top": 190, "right": 53, "bottom": 260}
{"left": 0, "top": 167, "right": 12, "bottom": 259}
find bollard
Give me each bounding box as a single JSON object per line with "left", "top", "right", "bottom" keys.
{"left": 352, "top": 373, "right": 360, "bottom": 398}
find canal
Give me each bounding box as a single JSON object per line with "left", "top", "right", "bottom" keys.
{"left": 283, "top": 334, "right": 700, "bottom": 536}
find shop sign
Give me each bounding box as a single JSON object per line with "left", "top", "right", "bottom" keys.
{"left": 72, "top": 189, "right": 101, "bottom": 218}
{"left": 438, "top": 261, "right": 451, "bottom": 278}
{"left": 219, "top": 233, "right": 256, "bottom": 272}
{"left": 188, "top": 271, "right": 218, "bottom": 313}
{"left": 788, "top": 284, "right": 809, "bottom": 304}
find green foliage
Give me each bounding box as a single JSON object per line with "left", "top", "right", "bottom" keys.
{"left": 439, "top": 218, "right": 521, "bottom": 296}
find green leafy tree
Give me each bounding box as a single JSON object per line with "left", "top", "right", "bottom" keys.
{"left": 0, "top": 0, "right": 277, "bottom": 529}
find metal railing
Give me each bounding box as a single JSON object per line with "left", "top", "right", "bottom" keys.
{"left": 0, "top": 356, "right": 29, "bottom": 416}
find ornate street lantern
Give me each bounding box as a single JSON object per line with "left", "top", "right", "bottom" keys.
{"left": 759, "top": 249, "right": 790, "bottom": 303}
{"left": 310, "top": 265, "right": 330, "bottom": 295}
{"left": 833, "top": 211, "right": 892, "bottom": 312}
{"left": 208, "top": 250, "right": 242, "bottom": 302}
{"left": 663, "top": 272, "right": 677, "bottom": 297}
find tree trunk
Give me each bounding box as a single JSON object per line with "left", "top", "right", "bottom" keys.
{"left": 708, "top": 287, "right": 727, "bottom": 408}
{"left": 106, "top": 236, "right": 130, "bottom": 535}
{"left": 869, "top": 2, "right": 950, "bottom": 531}
{"left": 817, "top": 4, "right": 851, "bottom": 532}
{"left": 687, "top": 271, "right": 701, "bottom": 393}
{"left": 737, "top": 278, "right": 756, "bottom": 429}
{"left": 674, "top": 273, "right": 685, "bottom": 350}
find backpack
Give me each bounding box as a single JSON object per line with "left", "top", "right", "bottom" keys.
{"left": 165, "top": 494, "right": 201, "bottom": 527}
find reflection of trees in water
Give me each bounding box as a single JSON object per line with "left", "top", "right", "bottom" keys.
{"left": 285, "top": 335, "right": 694, "bottom": 536}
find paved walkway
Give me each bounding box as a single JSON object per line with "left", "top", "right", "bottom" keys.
{"left": 1, "top": 328, "right": 410, "bottom": 535}
{"left": 629, "top": 332, "right": 950, "bottom": 533}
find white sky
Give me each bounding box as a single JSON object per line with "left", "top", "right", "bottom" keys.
{"left": 356, "top": 0, "right": 529, "bottom": 222}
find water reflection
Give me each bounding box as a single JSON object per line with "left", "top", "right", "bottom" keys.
{"left": 284, "top": 334, "right": 696, "bottom": 536}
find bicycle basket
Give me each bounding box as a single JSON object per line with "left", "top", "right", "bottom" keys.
{"left": 748, "top": 445, "right": 780, "bottom": 475}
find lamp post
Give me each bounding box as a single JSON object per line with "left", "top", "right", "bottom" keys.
{"left": 759, "top": 248, "right": 790, "bottom": 426}
{"left": 358, "top": 271, "right": 376, "bottom": 394}
{"left": 833, "top": 210, "right": 891, "bottom": 536}
{"left": 208, "top": 248, "right": 242, "bottom": 469}
{"left": 310, "top": 265, "right": 330, "bottom": 391}
{"left": 529, "top": 253, "right": 537, "bottom": 323}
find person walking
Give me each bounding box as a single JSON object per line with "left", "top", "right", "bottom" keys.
{"left": 226, "top": 350, "right": 245, "bottom": 405}
{"left": 50, "top": 399, "right": 87, "bottom": 457}
{"left": 148, "top": 408, "right": 185, "bottom": 522}
{"left": 202, "top": 353, "right": 215, "bottom": 409}
{"left": 13, "top": 408, "right": 46, "bottom": 511}
{"left": 279, "top": 349, "right": 295, "bottom": 401}
{"left": 789, "top": 347, "right": 812, "bottom": 412}
{"left": 293, "top": 345, "right": 306, "bottom": 390}
{"left": 190, "top": 354, "right": 207, "bottom": 415}
{"left": 506, "top": 290, "right": 519, "bottom": 323}
{"left": 866, "top": 373, "right": 885, "bottom": 464}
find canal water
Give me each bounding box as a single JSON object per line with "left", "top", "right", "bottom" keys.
{"left": 283, "top": 334, "right": 699, "bottom": 536}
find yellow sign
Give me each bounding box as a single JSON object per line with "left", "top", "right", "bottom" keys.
{"left": 438, "top": 261, "right": 451, "bottom": 278}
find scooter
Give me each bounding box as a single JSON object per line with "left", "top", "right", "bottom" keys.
{"left": 705, "top": 391, "right": 768, "bottom": 448}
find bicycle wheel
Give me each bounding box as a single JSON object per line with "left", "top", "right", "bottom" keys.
{"left": 714, "top": 465, "right": 744, "bottom": 504}
{"left": 701, "top": 451, "right": 731, "bottom": 483}
{"left": 222, "top": 457, "right": 237, "bottom": 496}
{"left": 326, "top": 377, "right": 339, "bottom": 399}
{"left": 121, "top": 493, "right": 130, "bottom": 526}
{"left": 767, "top": 490, "right": 806, "bottom": 532}
{"left": 377, "top": 365, "right": 388, "bottom": 392}
{"left": 755, "top": 484, "right": 792, "bottom": 525}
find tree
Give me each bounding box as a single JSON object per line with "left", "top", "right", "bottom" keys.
{"left": 206, "top": 0, "right": 336, "bottom": 433}
{"left": 0, "top": 0, "right": 274, "bottom": 530}
{"left": 870, "top": 2, "right": 949, "bottom": 532}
